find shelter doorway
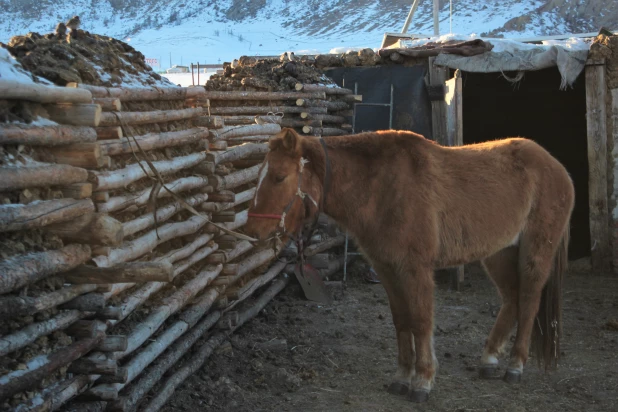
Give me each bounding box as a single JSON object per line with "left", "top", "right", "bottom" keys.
{"left": 459, "top": 67, "right": 590, "bottom": 260}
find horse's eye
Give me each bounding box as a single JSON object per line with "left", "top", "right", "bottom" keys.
{"left": 275, "top": 175, "right": 286, "bottom": 183}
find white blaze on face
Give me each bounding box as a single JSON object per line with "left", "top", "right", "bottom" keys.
{"left": 254, "top": 161, "right": 269, "bottom": 206}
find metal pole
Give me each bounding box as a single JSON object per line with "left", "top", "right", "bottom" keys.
{"left": 450, "top": 0, "right": 453, "bottom": 34}
{"left": 401, "top": 0, "right": 423, "bottom": 34}
{"left": 433, "top": 0, "right": 440, "bottom": 35}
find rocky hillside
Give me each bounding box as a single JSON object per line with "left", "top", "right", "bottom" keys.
{"left": 0, "top": 0, "right": 615, "bottom": 66}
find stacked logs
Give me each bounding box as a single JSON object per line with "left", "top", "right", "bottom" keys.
{"left": 1, "top": 74, "right": 349, "bottom": 411}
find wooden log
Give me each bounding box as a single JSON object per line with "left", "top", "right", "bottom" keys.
{"left": 0, "top": 330, "right": 105, "bottom": 403}
{"left": 96, "top": 127, "right": 123, "bottom": 140}
{"left": 66, "top": 320, "right": 107, "bottom": 339}
{"left": 89, "top": 152, "right": 206, "bottom": 191}
{"left": 296, "top": 99, "right": 349, "bottom": 111}
{"left": 0, "top": 79, "right": 92, "bottom": 104}
{"left": 12, "top": 375, "right": 101, "bottom": 412}
{"left": 92, "top": 215, "right": 207, "bottom": 268}
{"left": 171, "top": 244, "right": 219, "bottom": 278}
{"left": 157, "top": 234, "right": 214, "bottom": 266}
{"left": 92, "top": 98, "right": 121, "bottom": 111}
{"left": 295, "top": 83, "right": 354, "bottom": 95}
{"left": 211, "top": 210, "right": 236, "bottom": 223}
{"left": 0, "top": 244, "right": 91, "bottom": 295}
{"left": 307, "top": 253, "right": 330, "bottom": 269}
{"left": 305, "top": 234, "right": 345, "bottom": 256}
{"left": 312, "top": 127, "right": 347, "bottom": 136}
{"left": 281, "top": 118, "right": 322, "bottom": 128}
{"left": 0, "top": 125, "right": 97, "bottom": 146}
{"left": 98, "top": 108, "right": 203, "bottom": 127}
{"left": 142, "top": 275, "right": 289, "bottom": 411}
{"left": 226, "top": 260, "right": 288, "bottom": 305}
{"left": 0, "top": 284, "right": 97, "bottom": 319}
{"left": 44, "top": 103, "right": 102, "bottom": 127}
{"left": 207, "top": 190, "right": 235, "bottom": 203}
{"left": 220, "top": 115, "right": 283, "bottom": 126}
{"left": 58, "top": 183, "right": 93, "bottom": 199}
{"left": 194, "top": 161, "right": 214, "bottom": 175}
{"left": 99, "top": 128, "right": 209, "bottom": 156}
{"left": 96, "top": 336, "right": 128, "bottom": 352}
{"left": 107, "top": 312, "right": 221, "bottom": 412}
{"left": 68, "top": 358, "right": 117, "bottom": 376}
{"left": 209, "top": 140, "right": 228, "bottom": 151}
{"left": 91, "top": 245, "right": 111, "bottom": 256}
{"left": 95, "top": 306, "right": 123, "bottom": 321}
{"left": 207, "top": 142, "right": 268, "bottom": 165}
{"left": 121, "top": 193, "right": 208, "bottom": 236}
{"left": 301, "top": 113, "right": 348, "bottom": 123}
{"left": 97, "top": 176, "right": 208, "bottom": 214}
{"left": 63, "top": 262, "right": 174, "bottom": 284}
{"left": 209, "top": 105, "right": 328, "bottom": 115}
{"left": 212, "top": 164, "right": 260, "bottom": 191}
{"left": 195, "top": 116, "right": 224, "bottom": 128}
{"left": 202, "top": 90, "right": 325, "bottom": 100}
{"left": 205, "top": 240, "right": 253, "bottom": 264}
{"left": 66, "top": 83, "right": 206, "bottom": 101}
{"left": 224, "top": 248, "right": 277, "bottom": 284}
{"left": 0, "top": 198, "right": 94, "bottom": 232}
{"left": 44, "top": 212, "right": 123, "bottom": 246}
{"left": 0, "top": 163, "right": 88, "bottom": 192}
{"left": 209, "top": 124, "right": 281, "bottom": 140}
{"left": 338, "top": 94, "right": 363, "bottom": 103}
{"left": 200, "top": 187, "right": 255, "bottom": 213}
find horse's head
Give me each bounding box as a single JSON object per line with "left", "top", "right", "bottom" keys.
{"left": 245, "top": 128, "right": 325, "bottom": 244}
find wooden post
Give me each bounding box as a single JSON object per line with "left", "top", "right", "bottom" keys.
{"left": 585, "top": 61, "right": 611, "bottom": 274}
{"left": 401, "top": 0, "right": 423, "bottom": 33}
{"left": 433, "top": 0, "right": 440, "bottom": 35}
{"left": 428, "top": 57, "right": 448, "bottom": 144}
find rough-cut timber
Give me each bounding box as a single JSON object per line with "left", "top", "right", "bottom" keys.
{"left": 99, "top": 128, "right": 209, "bottom": 156}
{"left": 0, "top": 125, "right": 97, "bottom": 146}
{"left": 99, "top": 108, "right": 203, "bottom": 127}
{"left": 63, "top": 262, "right": 174, "bottom": 284}
{"left": 96, "top": 176, "right": 209, "bottom": 213}
{"left": 45, "top": 212, "right": 123, "bottom": 246}
{"left": 0, "top": 244, "right": 91, "bottom": 294}
{"left": 67, "top": 83, "right": 206, "bottom": 101}
{"left": 0, "top": 79, "right": 93, "bottom": 104}
{"left": 209, "top": 124, "right": 281, "bottom": 140}
{"left": 0, "top": 198, "right": 94, "bottom": 232}
{"left": 209, "top": 105, "right": 328, "bottom": 115}
{"left": 0, "top": 163, "right": 88, "bottom": 192}
{"left": 44, "top": 103, "right": 102, "bottom": 127}
{"left": 89, "top": 152, "right": 207, "bottom": 191}
{"left": 202, "top": 90, "right": 326, "bottom": 100}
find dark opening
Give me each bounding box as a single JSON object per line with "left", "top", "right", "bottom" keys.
{"left": 460, "top": 67, "right": 590, "bottom": 259}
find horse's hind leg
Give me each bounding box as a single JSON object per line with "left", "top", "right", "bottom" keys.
{"left": 373, "top": 262, "right": 416, "bottom": 395}
{"left": 479, "top": 247, "right": 519, "bottom": 378}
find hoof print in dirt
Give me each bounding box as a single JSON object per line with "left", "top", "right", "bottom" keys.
{"left": 407, "top": 389, "right": 430, "bottom": 403}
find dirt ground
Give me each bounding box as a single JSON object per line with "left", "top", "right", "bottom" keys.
{"left": 163, "top": 259, "right": 618, "bottom": 412}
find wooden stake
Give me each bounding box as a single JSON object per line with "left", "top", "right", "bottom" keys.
{"left": 0, "top": 125, "right": 97, "bottom": 146}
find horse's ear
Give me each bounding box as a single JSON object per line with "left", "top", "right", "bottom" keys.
{"left": 270, "top": 128, "right": 301, "bottom": 155}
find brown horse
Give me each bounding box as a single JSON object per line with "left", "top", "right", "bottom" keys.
{"left": 245, "top": 127, "right": 574, "bottom": 403}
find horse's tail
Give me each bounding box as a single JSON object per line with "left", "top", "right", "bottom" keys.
{"left": 532, "top": 224, "right": 569, "bottom": 371}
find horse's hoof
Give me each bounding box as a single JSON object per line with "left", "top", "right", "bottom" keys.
{"left": 387, "top": 381, "right": 409, "bottom": 396}
{"left": 479, "top": 366, "right": 498, "bottom": 379}
{"left": 407, "top": 389, "right": 430, "bottom": 403}
{"left": 503, "top": 368, "right": 522, "bottom": 384}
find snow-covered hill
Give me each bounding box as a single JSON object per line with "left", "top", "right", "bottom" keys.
{"left": 0, "top": 0, "right": 615, "bottom": 69}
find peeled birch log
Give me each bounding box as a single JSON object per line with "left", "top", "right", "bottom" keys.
{"left": 221, "top": 248, "right": 277, "bottom": 285}
{"left": 295, "top": 83, "right": 354, "bottom": 95}
{"left": 211, "top": 164, "right": 260, "bottom": 191}
{"left": 0, "top": 79, "right": 92, "bottom": 104}
{"left": 66, "top": 83, "right": 206, "bottom": 101}
{"left": 0, "top": 244, "right": 91, "bottom": 295}
{"left": 0, "top": 284, "right": 97, "bottom": 318}
{"left": 225, "top": 260, "right": 288, "bottom": 305}
{"left": 99, "top": 128, "right": 209, "bottom": 156}
{"left": 44, "top": 103, "right": 102, "bottom": 127}
{"left": 44, "top": 212, "right": 123, "bottom": 246}
{"left": 171, "top": 243, "right": 218, "bottom": 278}
{"left": 207, "top": 143, "right": 268, "bottom": 165}
{"left": 209, "top": 105, "right": 328, "bottom": 115}
{"left": 96, "top": 127, "right": 123, "bottom": 140}
{"left": 157, "top": 234, "right": 213, "bottom": 265}
{"left": 209, "top": 124, "right": 281, "bottom": 140}
{"left": 0, "top": 329, "right": 105, "bottom": 402}
{"left": 0, "top": 125, "right": 97, "bottom": 146}
{"left": 92, "top": 215, "right": 208, "bottom": 268}
{"left": 0, "top": 163, "right": 88, "bottom": 192}
{"left": 296, "top": 98, "right": 349, "bottom": 111}
{"left": 143, "top": 275, "right": 290, "bottom": 412}
{"left": 0, "top": 198, "right": 94, "bottom": 232}
{"left": 96, "top": 176, "right": 208, "bottom": 213}
{"left": 99, "top": 108, "right": 203, "bottom": 127}
{"left": 206, "top": 240, "right": 253, "bottom": 264}
{"left": 0, "top": 310, "right": 85, "bottom": 357}
{"left": 63, "top": 262, "right": 174, "bottom": 284}
{"left": 89, "top": 152, "right": 206, "bottom": 191}
{"left": 202, "top": 90, "right": 325, "bottom": 100}
{"left": 121, "top": 193, "right": 208, "bottom": 236}
{"left": 280, "top": 118, "right": 322, "bottom": 128}
{"left": 92, "top": 98, "right": 121, "bottom": 111}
